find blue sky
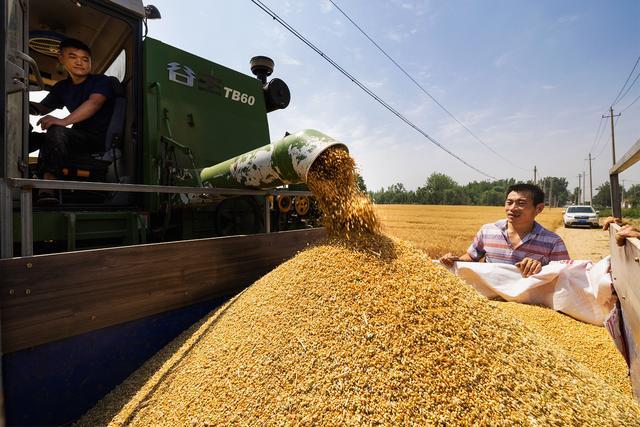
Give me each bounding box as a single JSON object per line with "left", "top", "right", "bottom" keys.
{"left": 146, "top": 0, "right": 640, "bottom": 195}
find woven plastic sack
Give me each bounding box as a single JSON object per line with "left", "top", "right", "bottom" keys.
{"left": 452, "top": 257, "right": 615, "bottom": 326}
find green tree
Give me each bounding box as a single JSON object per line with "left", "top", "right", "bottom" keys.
{"left": 539, "top": 177, "right": 569, "bottom": 207}
{"left": 371, "top": 182, "right": 415, "bottom": 204}
{"left": 356, "top": 174, "right": 367, "bottom": 193}
{"left": 592, "top": 182, "right": 611, "bottom": 207}
{"left": 570, "top": 187, "right": 581, "bottom": 205}
{"left": 479, "top": 189, "right": 504, "bottom": 206}
{"left": 626, "top": 184, "right": 640, "bottom": 208}
{"left": 417, "top": 173, "right": 459, "bottom": 204}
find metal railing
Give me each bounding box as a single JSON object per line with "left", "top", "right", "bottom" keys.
{"left": 0, "top": 178, "right": 313, "bottom": 258}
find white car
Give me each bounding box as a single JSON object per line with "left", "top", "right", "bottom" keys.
{"left": 562, "top": 205, "right": 600, "bottom": 228}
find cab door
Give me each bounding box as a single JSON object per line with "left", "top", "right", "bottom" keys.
{"left": 1, "top": 0, "right": 30, "bottom": 258}
{"left": 1, "top": 0, "right": 32, "bottom": 179}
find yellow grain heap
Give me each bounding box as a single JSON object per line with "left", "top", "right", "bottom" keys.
{"left": 77, "top": 148, "right": 639, "bottom": 425}
{"left": 493, "top": 301, "right": 632, "bottom": 396}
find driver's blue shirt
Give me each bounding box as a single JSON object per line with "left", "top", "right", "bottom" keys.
{"left": 41, "top": 74, "right": 114, "bottom": 135}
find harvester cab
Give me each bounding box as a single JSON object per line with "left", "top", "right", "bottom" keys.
{"left": 1, "top": 0, "right": 330, "bottom": 255}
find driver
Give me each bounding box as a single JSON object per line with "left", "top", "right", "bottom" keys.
{"left": 29, "top": 37, "right": 115, "bottom": 204}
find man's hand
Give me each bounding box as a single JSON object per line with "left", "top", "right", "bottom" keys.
{"left": 439, "top": 252, "right": 459, "bottom": 267}
{"left": 602, "top": 216, "right": 626, "bottom": 231}
{"left": 29, "top": 101, "right": 41, "bottom": 115}
{"left": 615, "top": 224, "right": 640, "bottom": 246}
{"left": 515, "top": 257, "right": 542, "bottom": 277}
{"left": 37, "top": 115, "right": 67, "bottom": 130}
{"left": 29, "top": 101, "right": 53, "bottom": 116}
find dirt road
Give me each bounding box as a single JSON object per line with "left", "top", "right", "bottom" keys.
{"left": 554, "top": 225, "right": 611, "bottom": 262}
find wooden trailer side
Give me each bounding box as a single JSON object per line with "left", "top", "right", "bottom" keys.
{"left": 609, "top": 223, "right": 640, "bottom": 399}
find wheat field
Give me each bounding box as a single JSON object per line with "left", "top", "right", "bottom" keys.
{"left": 374, "top": 204, "right": 564, "bottom": 259}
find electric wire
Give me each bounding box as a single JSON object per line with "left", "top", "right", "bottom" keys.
{"left": 249, "top": 0, "right": 497, "bottom": 179}
{"left": 611, "top": 55, "right": 640, "bottom": 107}
{"left": 327, "top": 0, "right": 528, "bottom": 172}
{"left": 615, "top": 71, "right": 640, "bottom": 107}
{"left": 588, "top": 116, "right": 605, "bottom": 155}
{"left": 595, "top": 115, "right": 620, "bottom": 159}
{"left": 620, "top": 91, "right": 640, "bottom": 113}
{"left": 591, "top": 114, "right": 609, "bottom": 156}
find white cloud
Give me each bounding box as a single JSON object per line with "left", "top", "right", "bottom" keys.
{"left": 385, "top": 25, "right": 418, "bottom": 43}
{"left": 279, "top": 53, "right": 302, "bottom": 66}
{"left": 494, "top": 52, "right": 510, "bottom": 68}
{"left": 435, "top": 109, "right": 493, "bottom": 141}
{"left": 319, "top": 0, "right": 333, "bottom": 14}
{"left": 390, "top": 0, "right": 432, "bottom": 16}
{"left": 281, "top": 1, "right": 302, "bottom": 15}
{"left": 344, "top": 46, "right": 364, "bottom": 62}
{"left": 541, "top": 85, "right": 557, "bottom": 90}
{"left": 319, "top": 18, "right": 346, "bottom": 38}
{"left": 361, "top": 79, "right": 386, "bottom": 89}
{"left": 557, "top": 15, "right": 579, "bottom": 24}
{"left": 501, "top": 111, "right": 536, "bottom": 123}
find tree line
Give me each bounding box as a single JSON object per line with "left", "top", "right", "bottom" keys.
{"left": 365, "top": 172, "right": 640, "bottom": 208}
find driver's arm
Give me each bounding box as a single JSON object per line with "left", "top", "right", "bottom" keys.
{"left": 37, "top": 93, "right": 107, "bottom": 130}
{"left": 29, "top": 101, "right": 54, "bottom": 116}
{"left": 59, "top": 93, "right": 107, "bottom": 126}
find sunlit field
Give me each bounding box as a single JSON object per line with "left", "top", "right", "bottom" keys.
{"left": 375, "top": 205, "right": 564, "bottom": 259}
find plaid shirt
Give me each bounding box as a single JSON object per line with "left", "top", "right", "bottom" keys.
{"left": 467, "top": 219, "right": 570, "bottom": 265}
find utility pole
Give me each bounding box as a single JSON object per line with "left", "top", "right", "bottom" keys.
{"left": 603, "top": 107, "right": 622, "bottom": 214}
{"left": 587, "top": 153, "right": 593, "bottom": 206}
{"left": 603, "top": 107, "right": 621, "bottom": 164}
{"left": 582, "top": 172, "right": 586, "bottom": 204}
{"left": 533, "top": 166, "right": 537, "bottom": 184}
{"left": 577, "top": 173, "right": 581, "bottom": 204}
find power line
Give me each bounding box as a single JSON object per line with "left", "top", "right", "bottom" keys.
{"left": 249, "top": 0, "right": 497, "bottom": 180}
{"left": 611, "top": 55, "right": 640, "bottom": 106}
{"left": 620, "top": 91, "right": 640, "bottom": 113}
{"left": 616, "top": 70, "right": 640, "bottom": 106}
{"left": 591, "top": 113, "right": 610, "bottom": 156}
{"left": 595, "top": 115, "right": 620, "bottom": 158}
{"left": 327, "top": 0, "right": 528, "bottom": 172}
{"left": 588, "top": 116, "right": 605, "bottom": 154}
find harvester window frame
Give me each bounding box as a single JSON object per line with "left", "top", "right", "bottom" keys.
{"left": 26, "top": 0, "right": 143, "bottom": 188}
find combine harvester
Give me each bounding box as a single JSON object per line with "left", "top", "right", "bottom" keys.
{"left": 0, "top": 1, "right": 345, "bottom": 424}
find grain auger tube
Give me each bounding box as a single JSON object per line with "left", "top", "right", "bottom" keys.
{"left": 200, "top": 129, "right": 348, "bottom": 189}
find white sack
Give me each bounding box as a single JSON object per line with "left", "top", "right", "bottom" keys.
{"left": 453, "top": 257, "right": 615, "bottom": 326}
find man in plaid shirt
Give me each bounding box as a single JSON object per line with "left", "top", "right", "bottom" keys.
{"left": 440, "top": 184, "right": 570, "bottom": 277}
